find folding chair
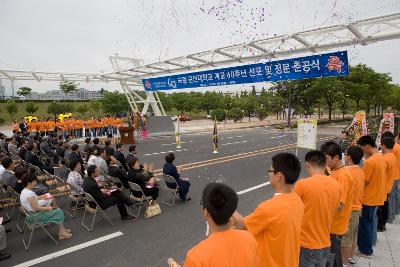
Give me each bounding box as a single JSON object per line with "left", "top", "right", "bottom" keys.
{"left": 81, "top": 192, "right": 114, "bottom": 232}
{"left": 28, "top": 163, "right": 45, "bottom": 177}
{"left": 54, "top": 166, "right": 70, "bottom": 181}
{"left": 128, "top": 182, "right": 152, "bottom": 217}
{"left": 162, "top": 174, "right": 179, "bottom": 207}
{"left": 21, "top": 207, "right": 58, "bottom": 250}
{"left": 65, "top": 183, "right": 84, "bottom": 218}
{"left": 3, "top": 185, "right": 19, "bottom": 219}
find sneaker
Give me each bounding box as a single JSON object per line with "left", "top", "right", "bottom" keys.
{"left": 348, "top": 257, "right": 357, "bottom": 264}
{"left": 355, "top": 250, "right": 373, "bottom": 259}
{"left": 0, "top": 253, "right": 11, "bottom": 262}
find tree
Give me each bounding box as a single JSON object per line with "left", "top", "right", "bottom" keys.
{"left": 211, "top": 108, "right": 225, "bottom": 122}
{"left": 157, "top": 92, "right": 173, "bottom": 112}
{"left": 226, "top": 107, "right": 244, "bottom": 123}
{"left": 199, "top": 92, "right": 222, "bottom": 115}
{"left": 59, "top": 81, "right": 79, "bottom": 101}
{"left": 251, "top": 86, "right": 257, "bottom": 96}
{"left": 76, "top": 104, "right": 89, "bottom": 116}
{"left": 25, "top": 102, "right": 39, "bottom": 115}
{"left": 6, "top": 101, "right": 18, "bottom": 120}
{"left": 47, "top": 102, "right": 74, "bottom": 118}
{"left": 17, "top": 87, "right": 32, "bottom": 101}
{"left": 89, "top": 101, "right": 102, "bottom": 113}
{"left": 255, "top": 106, "right": 268, "bottom": 121}
{"left": 100, "top": 91, "right": 130, "bottom": 114}
{"left": 171, "top": 93, "right": 191, "bottom": 114}
{"left": 310, "top": 78, "right": 342, "bottom": 122}
{"left": 240, "top": 96, "right": 257, "bottom": 122}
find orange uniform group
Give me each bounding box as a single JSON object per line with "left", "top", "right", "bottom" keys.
{"left": 26, "top": 118, "right": 124, "bottom": 133}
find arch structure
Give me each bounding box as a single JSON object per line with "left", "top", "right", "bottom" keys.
{"left": 1, "top": 12, "right": 400, "bottom": 115}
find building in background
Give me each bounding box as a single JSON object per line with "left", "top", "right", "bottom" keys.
{"left": 29, "top": 88, "right": 102, "bottom": 101}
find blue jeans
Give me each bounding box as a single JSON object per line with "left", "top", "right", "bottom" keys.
{"left": 358, "top": 205, "right": 377, "bottom": 255}
{"left": 372, "top": 207, "right": 378, "bottom": 246}
{"left": 299, "top": 247, "right": 330, "bottom": 267}
{"left": 394, "top": 180, "right": 400, "bottom": 215}
{"left": 388, "top": 183, "right": 396, "bottom": 223}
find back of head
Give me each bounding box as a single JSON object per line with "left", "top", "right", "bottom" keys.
{"left": 305, "top": 150, "right": 326, "bottom": 169}
{"left": 105, "top": 156, "right": 112, "bottom": 166}
{"left": 87, "top": 164, "right": 97, "bottom": 177}
{"left": 128, "top": 145, "right": 136, "bottom": 153}
{"left": 96, "top": 148, "right": 104, "bottom": 157}
{"left": 381, "top": 136, "right": 395, "bottom": 149}
{"left": 357, "top": 135, "right": 376, "bottom": 148}
{"left": 15, "top": 165, "right": 29, "bottom": 179}
{"left": 116, "top": 143, "right": 122, "bottom": 150}
{"left": 202, "top": 182, "right": 238, "bottom": 226}
{"left": 27, "top": 143, "right": 34, "bottom": 151}
{"left": 21, "top": 172, "right": 37, "bottom": 187}
{"left": 105, "top": 139, "right": 111, "bottom": 146}
{"left": 321, "top": 141, "right": 342, "bottom": 159}
{"left": 165, "top": 152, "right": 175, "bottom": 163}
{"left": 93, "top": 138, "right": 99, "bottom": 145}
{"left": 271, "top": 152, "right": 301, "bottom": 184}
{"left": 85, "top": 137, "right": 91, "bottom": 144}
{"left": 347, "top": 146, "right": 364, "bottom": 165}
{"left": 69, "top": 158, "right": 81, "bottom": 171}
{"left": 1, "top": 157, "right": 13, "bottom": 169}
{"left": 382, "top": 131, "right": 394, "bottom": 140}
{"left": 71, "top": 144, "right": 79, "bottom": 152}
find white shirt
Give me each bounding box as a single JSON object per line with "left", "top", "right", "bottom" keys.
{"left": 0, "top": 165, "right": 5, "bottom": 180}
{"left": 20, "top": 188, "right": 37, "bottom": 212}
{"left": 87, "top": 155, "right": 98, "bottom": 166}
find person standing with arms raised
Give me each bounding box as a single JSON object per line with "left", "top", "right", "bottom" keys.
{"left": 232, "top": 152, "right": 304, "bottom": 267}
{"left": 294, "top": 150, "right": 341, "bottom": 266}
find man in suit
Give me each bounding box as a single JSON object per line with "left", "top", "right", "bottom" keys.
{"left": 83, "top": 138, "right": 92, "bottom": 154}
{"left": 82, "top": 165, "right": 137, "bottom": 220}
{"left": 114, "top": 144, "right": 128, "bottom": 172}
{"left": 7, "top": 138, "right": 18, "bottom": 155}
{"left": 104, "top": 139, "right": 115, "bottom": 157}
{"left": 107, "top": 156, "right": 129, "bottom": 189}
{"left": 18, "top": 140, "right": 29, "bottom": 160}
{"left": 19, "top": 118, "right": 28, "bottom": 133}
{"left": 1, "top": 157, "right": 23, "bottom": 193}
{"left": 69, "top": 144, "right": 85, "bottom": 174}
{"left": 125, "top": 145, "right": 137, "bottom": 168}
{"left": 40, "top": 137, "right": 59, "bottom": 164}
{"left": 92, "top": 138, "right": 102, "bottom": 154}
{"left": 25, "top": 143, "right": 54, "bottom": 174}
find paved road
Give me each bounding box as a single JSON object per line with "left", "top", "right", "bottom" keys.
{"left": 3, "top": 124, "right": 344, "bottom": 267}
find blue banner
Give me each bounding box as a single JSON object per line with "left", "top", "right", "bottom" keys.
{"left": 142, "top": 51, "right": 349, "bottom": 91}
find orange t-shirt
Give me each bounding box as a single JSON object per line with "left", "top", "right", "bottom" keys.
{"left": 383, "top": 152, "right": 397, "bottom": 194}
{"left": 294, "top": 174, "right": 341, "bottom": 249}
{"left": 330, "top": 167, "right": 354, "bottom": 235}
{"left": 363, "top": 153, "right": 387, "bottom": 206}
{"left": 244, "top": 192, "right": 304, "bottom": 267}
{"left": 347, "top": 166, "right": 365, "bottom": 211}
{"left": 184, "top": 230, "right": 258, "bottom": 267}
{"left": 392, "top": 143, "right": 400, "bottom": 180}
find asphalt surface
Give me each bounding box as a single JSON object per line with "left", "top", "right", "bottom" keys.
{"left": 2, "top": 124, "right": 344, "bottom": 267}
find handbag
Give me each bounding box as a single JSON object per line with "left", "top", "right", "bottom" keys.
{"left": 144, "top": 200, "right": 161, "bottom": 219}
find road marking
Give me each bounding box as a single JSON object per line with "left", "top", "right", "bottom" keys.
{"left": 143, "top": 149, "right": 188, "bottom": 156}
{"left": 161, "top": 141, "right": 193, "bottom": 146}
{"left": 221, "top": 140, "right": 248, "bottom": 146}
{"left": 237, "top": 182, "right": 271, "bottom": 195}
{"left": 153, "top": 136, "right": 334, "bottom": 174}
{"left": 220, "top": 135, "right": 243, "bottom": 140}
{"left": 14, "top": 231, "right": 123, "bottom": 267}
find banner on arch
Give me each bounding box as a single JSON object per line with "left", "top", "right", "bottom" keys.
{"left": 142, "top": 51, "right": 349, "bottom": 91}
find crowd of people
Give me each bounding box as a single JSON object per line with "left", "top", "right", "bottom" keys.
{"left": 0, "top": 128, "right": 191, "bottom": 263}
{"left": 12, "top": 116, "right": 124, "bottom": 138}
{"left": 168, "top": 134, "right": 400, "bottom": 267}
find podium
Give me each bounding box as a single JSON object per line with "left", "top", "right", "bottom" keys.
{"left": 119, "top": 127, "right": 135, "bottom": 145}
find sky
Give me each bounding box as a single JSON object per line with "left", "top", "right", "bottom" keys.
{"left": 0, "top": 0, "right": 400, "bottom": 94}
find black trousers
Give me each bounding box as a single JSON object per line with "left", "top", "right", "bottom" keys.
{"left": 330, "top": 234, "right": 343, "bottom": 267}
{"left": 377, "top": 194, "right": 389, "bottom": 230}
{"left": 100, "top": 190, "right": 134, "bottom": 218}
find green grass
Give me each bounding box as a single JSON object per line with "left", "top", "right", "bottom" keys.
{"left": 0, "top": 101, "right": 105, "bottom": 124}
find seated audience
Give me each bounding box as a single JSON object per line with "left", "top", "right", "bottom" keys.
{"left": 82, "top": 165, "right": 137, "bottom": 220}
{"left": 1, "top": 157, "right": 24, "bottom": 193}
{"left": 127, "top": 158, "right": 159, "bottom": 200}
{"left": 83, "top": 137, "right": 92, "bottom": 153}
{"left": 94, "top": 148, "right": 108, "bottom": 175}
{"left": 104, "top": 139, "right": 115, "bottom": 157}
{"left": 20, "top": 172, "right": 71, "bottom": 240}
{"left": 167, "top": 182, "right": 258, "bottom": 267}
{"left": 114, "top": 143, "right": 128, "bottom": 171}
{"left": 69, "top": 144, "right": 85, "bottom": 174}
{"left": 86, "top": 147, "right": 97, "bottom": 166}
{"left": 107, "top": 156, "right": 129, "bottom": 188}
{"left": 25, "top": 143, "right": 54, "bottom": 174}
{"left": 67, "top": 159, "right": 84, "bottom": 196}
{"left": 125, "top": 145, "right": 137, "bottom": 169}
{"left": 163, "top": 152, "right": 191, "bottom": 201}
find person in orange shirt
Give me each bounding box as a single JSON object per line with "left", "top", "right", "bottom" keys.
{"left": 294, "top": 150, "right": 341, "bottom": 267}
{"left": 232, "top": 152, "right": 304, "bottom": 267}
{"left": 342, "top": 146, "right": 365, "bottom": 266}
{"left": 384, "top": 131, "right": 400, "bottom": 223}
{"left": 377, "top": 136, "right": 396, "bottom": 232}
{"left": 320, "top": 141, "right": 354, "bottom": 267}
{"left": 356, "top": 135, "right": 387, "bottom": 258}
{"left": 11, "top": 119, "right": 20, "bottom": 132}
{"left": 167, "top": 182, "right": 258, "bottom": 267}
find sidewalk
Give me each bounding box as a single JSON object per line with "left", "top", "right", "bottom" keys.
{"left": 355, "top": 220, "right": 400, "bottom": 266}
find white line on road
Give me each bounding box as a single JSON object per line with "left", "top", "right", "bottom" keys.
{"left": 220, "top": 135, "right": 243, "bottom": 140}
{"left": 161, "top": 141, "right": 193, "bottom": 146}
{"left": 14, "top": 231, "right": 124, "bottom": 267}
{"left": 221, "top": 140, "right": 248, "bottom": 146}
{"left": 237, "top": 182, "right": 270, "bottom": 195}
{"left": 143, "top": 149, "right": 188, "bottom": 156}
